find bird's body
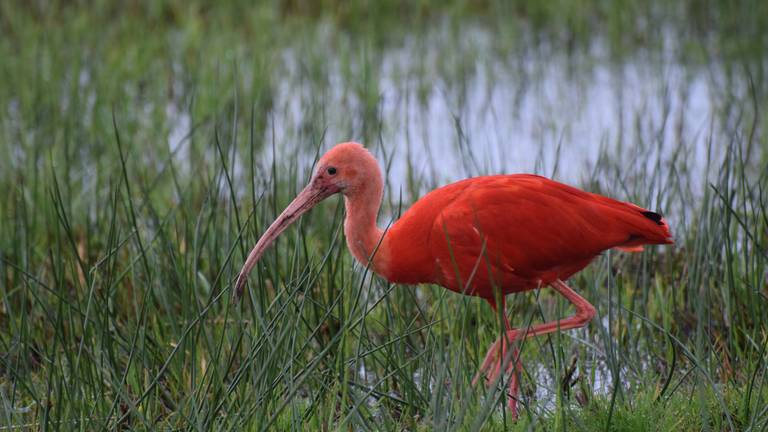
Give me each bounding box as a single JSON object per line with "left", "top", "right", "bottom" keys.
{"left": 378, "top": 174, "right": 671, "bottom": 297}
{"left": 235, "top": 142, "right": 673, "bottom": 418}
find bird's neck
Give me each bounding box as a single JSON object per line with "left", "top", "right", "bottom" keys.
{"left": 343, "top": 183, "right": 387, "bottom": 275}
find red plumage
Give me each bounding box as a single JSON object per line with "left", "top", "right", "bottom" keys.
{"left": 383, "top": 174, "right": 672, "bottom": 297}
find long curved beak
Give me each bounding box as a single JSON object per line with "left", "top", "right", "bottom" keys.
{"left": 233, "top": 182, "right": 339, "bottom": 302}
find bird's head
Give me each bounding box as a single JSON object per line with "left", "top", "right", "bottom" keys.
{"left": 233, "top": 141, "right": 380, "bottom": 301}
{"left": 312, "top": 141, "right": 380, "bottom": 197}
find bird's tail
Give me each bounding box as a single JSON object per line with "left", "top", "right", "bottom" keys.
{"left": 613, "top": 205, "right": 674, "bottom": 252}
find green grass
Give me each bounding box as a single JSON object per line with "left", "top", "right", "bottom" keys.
{"left": 1, "top": 1, "right": 767, "bottom": 430}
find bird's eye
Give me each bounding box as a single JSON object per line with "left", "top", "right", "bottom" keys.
{"left": 327, "top": 167, "right": 337, "bottom": 175}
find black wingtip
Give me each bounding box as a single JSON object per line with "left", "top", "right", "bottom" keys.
{"left": 641, "top": 211, "right": 664, "bottom": 225}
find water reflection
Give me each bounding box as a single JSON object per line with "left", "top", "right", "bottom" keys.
{"left": 242, "top": 25, "right": 737, "bottom": 215}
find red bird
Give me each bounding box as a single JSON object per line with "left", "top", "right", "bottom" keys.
{"left": 234, "top": 142, "right": 673, "bottom": 418}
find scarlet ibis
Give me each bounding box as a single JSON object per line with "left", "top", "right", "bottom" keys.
{"left": 234, "top": 142, "right": 673, "bottom": 417}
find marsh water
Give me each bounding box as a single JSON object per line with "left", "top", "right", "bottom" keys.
{"left": 162, "top": 22, "right": 756, "bottom": 216}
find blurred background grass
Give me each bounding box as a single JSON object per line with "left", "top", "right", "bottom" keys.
{"left": 0, "top": 0, "right": 767, "bottom": 430}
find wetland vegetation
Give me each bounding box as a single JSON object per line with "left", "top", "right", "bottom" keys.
{"left": 1, "top": 1, "right": 767, "bottom": 430}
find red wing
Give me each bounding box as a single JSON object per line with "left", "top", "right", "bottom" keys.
{"left": 428, "top": 175, "right": 671, "bottom": 295}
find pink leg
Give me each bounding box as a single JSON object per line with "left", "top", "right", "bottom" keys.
{"left": 473, "top": 279, "right": 597, "bottom": 418}
{"left": 472, "top": 299, "right": 510, "bottom": 387}
{"left": 472, "top": 298, "right": 523, "bottom": 415}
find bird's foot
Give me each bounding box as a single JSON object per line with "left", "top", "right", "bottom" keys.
{"left": 473, "top": 337, "right": 522, "bottom": 419}
{"left": 472, "top": 338, "right": 503, "bottom": 387}
{"left": 473, "top": 335, "right": 521, "bottom": 387}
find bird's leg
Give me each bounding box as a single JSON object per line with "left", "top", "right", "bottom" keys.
{"left": 473, "top": 279, "right": 597, "bottom": 417}
{"left": 473, "top": 298, "right": 507, "bottom": 387}
{"left": 502, "top": 279, "right": 597, "bottom": 342}
{"left": 472, "top": 298, "right": 524, "bottom": 417}
{"left": 507, "top": 346, "right": 521, "bottom": 416}
{"left": 473, "top": 303, "right": 519, "bottom": 385}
